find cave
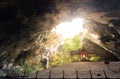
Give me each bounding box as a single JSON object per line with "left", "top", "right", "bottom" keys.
{"left": 0, "top": 0, "right": 120, "bottom": 78}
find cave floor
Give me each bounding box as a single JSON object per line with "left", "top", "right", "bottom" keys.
{"left": 26, "top": 62, "right": 120, "bottom": 79}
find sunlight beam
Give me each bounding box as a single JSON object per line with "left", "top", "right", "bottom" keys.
{"left": 52, "top": 18, "right": 85, "bottom": 39}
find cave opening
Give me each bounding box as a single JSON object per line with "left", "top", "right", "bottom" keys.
{"left": 0, "top": 0, "right": 120, "bottom": 76}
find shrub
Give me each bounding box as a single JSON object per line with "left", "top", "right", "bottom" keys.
{"left": 71, "top": 56, "right": 81, "bottom": 62}
{"left": 22, "top": 63, "right": 34, "bottom": 74}
{"left": 89, "top": 56, "right": 100, "bottom": 61}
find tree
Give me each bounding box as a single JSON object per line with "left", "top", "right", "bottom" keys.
{"left": 62, "top": 35, "right": 83, "bottom": 53}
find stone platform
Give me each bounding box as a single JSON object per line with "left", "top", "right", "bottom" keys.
{"left": 1, "top": 62, "right": 120, "bottom": 79}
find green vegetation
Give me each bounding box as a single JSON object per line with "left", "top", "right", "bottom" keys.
{"left": 89, "top": 56, "right": 100, "bottom": 61}
{"left": 62, "top": 35, "right": 83, "bottom": 53}
{"left": 22, "top": 63, "right": 34, "bottom": 74}
{"left": 109, "top": 23, "right": 114, "bottom": 27}
{"left": 50, "top": 52, "right": 71, "bottom": 67}
{"left": 49, "top": 35, "right": 82, "bottom": 67}
{"left": 71, "top": 56, "right": 81, "bottom": 62}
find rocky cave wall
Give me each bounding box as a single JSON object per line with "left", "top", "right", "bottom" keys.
{"left": 0, "top": 0, "right": 120, "bottom": 67}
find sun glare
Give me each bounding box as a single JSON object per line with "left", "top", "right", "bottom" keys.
{"left": 52, "top": 18, "right": 85, "bottom": 39}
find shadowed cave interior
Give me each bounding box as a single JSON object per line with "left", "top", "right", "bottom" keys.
{"left": 0, "top": 0, "right": 120, "bottom": 75}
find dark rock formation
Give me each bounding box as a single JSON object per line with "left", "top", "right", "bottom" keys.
{"left": 0, "top": 0, "right": 120, "bottom": 66}
{"left": 83, "top": 38, "right": 119, "bottom": 61}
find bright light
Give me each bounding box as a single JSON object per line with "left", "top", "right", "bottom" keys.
{"left": 52, "top": 18, "right": 85, "bottom": 38}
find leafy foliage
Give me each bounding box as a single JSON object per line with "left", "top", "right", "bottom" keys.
{"left": 50, "top": 35, "right": 82, "bottom": 67}
{"left": 22, "top": 63, "right": 34, "bottom": 74}
{"left": 71, "top": 56, "right": 81, "bottom": 62}
{"left": 89, "top": 56, "right": 100, "bottom": 61}
{"left": 50, "top": 52, "right": 71, "bottom": 67}
{"left": 50, "top": 54, "right": 61, "bottom": 67}
{"left": 62, "top": 35, "right": 82, "bottom": 53}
